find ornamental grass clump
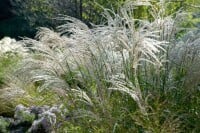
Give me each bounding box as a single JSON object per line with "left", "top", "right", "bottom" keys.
{"left": 9, "top": 0, "right": 200, "bottom": 132}
{"left": 17, "top": 0, "right": 165, "bottom": 111}
{"left": 169, "top": 30, "right": 200, "bottom": 89}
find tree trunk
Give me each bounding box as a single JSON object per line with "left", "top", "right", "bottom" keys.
{"left": 79, "top": 0, "right": 83, "bottom": 20}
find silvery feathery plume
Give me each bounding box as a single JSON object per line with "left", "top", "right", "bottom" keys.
{"left": 13, "top": 20, "right": 94, "bottom": 102}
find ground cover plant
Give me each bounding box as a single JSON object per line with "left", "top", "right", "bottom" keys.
{"left": 0, "top": 0, "right": 200, "bottom": 132}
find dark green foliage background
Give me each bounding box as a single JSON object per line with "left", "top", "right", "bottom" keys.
{"left": 0, "top": 0, "right": 198, "bottom": 39}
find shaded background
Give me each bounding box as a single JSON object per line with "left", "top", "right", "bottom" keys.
{"left": 0, "top": 0, "right": 120, "bottom": 39}
{"left": 0, "top": 0, "right": 34, "bottom": 39}
{"left": 0, "top": 0, "right": 199, "bottom": 39}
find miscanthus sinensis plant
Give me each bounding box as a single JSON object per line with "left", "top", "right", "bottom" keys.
{"left": 170, "top": 30, "right": 200, "bottom": 89}
{"left": 11, "top": 1, "right": 200, "bottom": 132}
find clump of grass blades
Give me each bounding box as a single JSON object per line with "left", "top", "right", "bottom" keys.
{"left": 10, "top": 0, "right": 200, "bottom": 132}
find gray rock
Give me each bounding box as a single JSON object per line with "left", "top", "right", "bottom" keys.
{"left": 29, "top": 111, "right": 56, "bottom": 133}
{"left": 0, "top": 104, "right": 63, "bottom": 133}
{"left": 14, "top": 104, "right": 35, "bottom": 123}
